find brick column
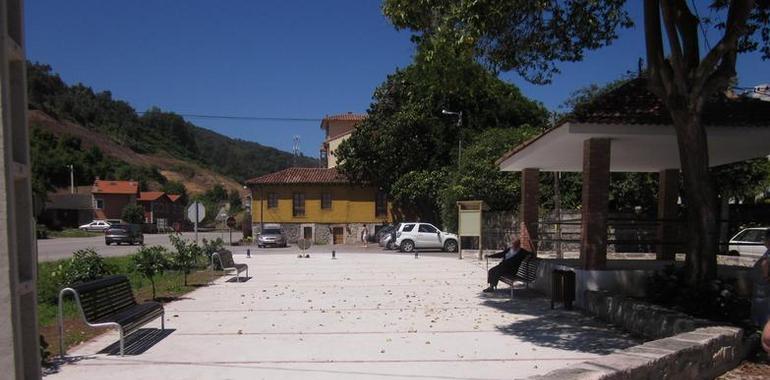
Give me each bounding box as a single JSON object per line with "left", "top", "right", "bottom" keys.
{"left": 656, "top": 169, "right": 679, "bottom": 260}
{"left": 520, "top": 168, "right": 539, "bottom": 255}
{"left": 580, "top": 138, "right": 611, "bottom": 270}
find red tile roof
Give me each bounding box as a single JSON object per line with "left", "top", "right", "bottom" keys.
{"left": 167, "top": 194, "right": 182, "bottom": 202}
{"left": 567, "top": 77, "right": 770, "bottom": 126}
{"left": 320, "top": 112, "right": 367, "bottom": 129}
{"left": 138, "top": 191, "right": 166, "bottom": 202}
{"left": 246, "top": 167, "right": 350, "bottom": 185}
{"left": 92, "top": 180, "right": 139, "bottom": 195}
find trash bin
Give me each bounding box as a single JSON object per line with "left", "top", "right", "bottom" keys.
{"left": 551, "top": 269, "right": 575, "bottom": 310}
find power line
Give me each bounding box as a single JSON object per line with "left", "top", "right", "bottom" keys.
{"left": 137, "top": 111, "right": 321, "bottom": 122}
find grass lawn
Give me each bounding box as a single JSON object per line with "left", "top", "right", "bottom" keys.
{"left": 38, "top": 254, "right": 221, "bottom": 358}
{"left": 47, "top": 228, "right": 103, "bottom": 238}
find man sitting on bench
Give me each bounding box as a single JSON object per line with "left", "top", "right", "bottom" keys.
{"left": 483, "top": 239, "right": 532, "bottom": 293}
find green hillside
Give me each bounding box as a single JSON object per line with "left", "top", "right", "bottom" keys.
{"left": 27, "top": 62, "right": 317, "bottom": 196}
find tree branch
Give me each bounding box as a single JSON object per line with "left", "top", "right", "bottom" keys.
{"left": 661, "top": 0, "right": 687, "bottom": 90}
{"left": 693, "top": 0, "right": 754, "bottom": 96}
{"left": 645, "top": 0, "right": 674, "bottom": 98}
{"left": 671, "top": 0, "right": 700, "bottom": 71}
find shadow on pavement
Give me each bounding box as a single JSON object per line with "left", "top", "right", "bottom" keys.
{"left": 479, "top": 288, "right": 639, "bottom": 355}
{"left": 98, "top": 328, "right": 175, "bottom": 356}
{"left": 225, "top": 276, "right": 253, "bottom": 283}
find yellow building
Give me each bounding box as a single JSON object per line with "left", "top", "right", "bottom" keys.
{"left": 246, "top": 167, "right": 392, "bottom": 244}
{"left": 320, "top": 112, "right": 366, "bottom": 168}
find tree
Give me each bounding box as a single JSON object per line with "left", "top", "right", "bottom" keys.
{"left": 168, "top": 233, "right": 202, "bottom": 286}
{"left": 383, "top": 0, "right": 770, "bottom": 286}
{"left": 132, "top": 246, "right": 169, "bottom": 300}
{"left": 121, "top": 204, "right": 145, "bottom": 224}
{"left": 335, "top": 45, "right": 548, "bottom": 219}
{"left": 162, "top": 181, "right": 189, "bottom": 203}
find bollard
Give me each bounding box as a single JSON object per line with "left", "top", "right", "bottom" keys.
{"left": 332, "top": 250, "right": 336, "bottom": 259}
{"left": 246, "top": 248, "right": 251, "bottom": 258}
{"left": 414, "top": 250, "right": 418, "bottom": 259}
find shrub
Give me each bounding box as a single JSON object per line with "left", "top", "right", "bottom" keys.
{"left": 121, "top": 204, "right": 145, "bottom": 224}
{"left": 53, "top": 248, "right": 112, "bottom": 287}
{"left": 168, "top": 234, "right": 202, "bottom": 286}
{"left": 132, "top": 246, "right": 169, "bottom": 300}
{"left": 201, "top": 237, "right": 225, "bottom": 260}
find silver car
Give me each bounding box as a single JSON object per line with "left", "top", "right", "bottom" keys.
{"left": 257, "top": 227, "right": 287, "bottom": 248}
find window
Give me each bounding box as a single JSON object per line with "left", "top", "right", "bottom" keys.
{"left": 402, "top": 224, "right": 415, "bottom": 232}
{"left": 321, "top": 192, "right": 332, "bottom": 209}
{"left": 418, "top": 224, "right": 438, "bottom": 233}
{"left": 267, "top": 193, "right": 278, "bottom": 208}
{"left": 95, "top": 198, "right": 104, "bottom": 209}
{"left": 375, "top": 191, "right": 388, "bottom": 217}
{"left": 292, "top": 193, "right": 305, "bottom": 217}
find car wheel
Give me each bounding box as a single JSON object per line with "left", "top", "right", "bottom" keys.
{"left": 444, "top": 239, "right": 458, "bottom": 253}
{"left": 105, "top": 242, "right": 111, "bottom": 246}
{"left": 400, "top": 240, "right": 415, "bottom": 253}
{"left": 386, "top": 241, "right": 394, "bottom": 250}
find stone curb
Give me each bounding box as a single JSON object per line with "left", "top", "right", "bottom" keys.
{"left": 526, "top": 291, "right": 754, "bottom": 379}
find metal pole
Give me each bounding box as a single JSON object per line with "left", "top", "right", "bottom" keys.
{"left": 68, "top": 164, "right": 74, "bottom": 194}
{"left": 457, "top": 112, "right": 463, "bottom": 169}
{"left": 555, "top": 172, "right": 563, "bottom": 259}
{"left": 194, "top": 204, "right": 199, "bottom": 244}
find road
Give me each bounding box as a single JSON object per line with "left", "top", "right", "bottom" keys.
{"left": 37, "top": 231, "right": 244, "bottom": 262}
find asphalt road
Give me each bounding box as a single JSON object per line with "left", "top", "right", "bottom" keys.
{"left": 36, "top": 233, "right": 464, "bottom": 262}
{"left": 37, "top": 231, "right": 244, "bottom": 262}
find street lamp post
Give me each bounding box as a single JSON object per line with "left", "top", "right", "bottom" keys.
{"left": 442, "top": 109, "right": 463, "bottom": 259}
{"left": 441, "top": 110, "right": 463, "bottom": 168}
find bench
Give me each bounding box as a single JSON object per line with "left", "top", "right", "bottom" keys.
{"left": 498, "top": 256, "right": 540, "bottom": 299}
{"left": 212, "top": 249, "right": 248, "bottom": 282}
{"left": 58, "top": 275, "right": 164, "bottom": 356}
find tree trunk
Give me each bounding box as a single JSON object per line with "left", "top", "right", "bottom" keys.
{"left": 150, "top": 278, "right": 156, "bottom": 301}
{"left": 669, "top": 108, "right": 718, "bottom": 286}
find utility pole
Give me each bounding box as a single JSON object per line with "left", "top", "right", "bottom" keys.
{"left": 67, "top": 164, "right": 74, "bottom": 193}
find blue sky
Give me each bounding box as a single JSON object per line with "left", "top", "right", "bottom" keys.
{"left": 26, "top": 1, "right": 768, "bottom": 157}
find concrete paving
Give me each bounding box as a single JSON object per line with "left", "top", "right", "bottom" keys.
{"left": 45, "top": 253, "right": 640, "bottom": 380}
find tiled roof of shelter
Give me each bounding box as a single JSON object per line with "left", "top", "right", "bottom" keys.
{"left": 566, "top": 77, "right": 770, "bottom": 127}
{"left": 92, "top": 180, "right": 139, "bottom": 195}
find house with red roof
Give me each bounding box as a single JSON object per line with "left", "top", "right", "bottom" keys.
{"left": 91, "top": 179, "right": 139, "bottom": 221}
{"left": 245, "top": 167, "right": 391, "bottom": 245}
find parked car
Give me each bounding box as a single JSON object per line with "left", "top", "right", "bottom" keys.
{"left": 728, "top": 227, "right": 770, "bottom": 258}
{"left": 105, "top": 224, "right": 144, "bottom": 245}
{"left": 79, "top": 220, "right": 111, "bottom": 232}
{"left": 257, "top": 227, "right": 287, "bottom": 248}
{"left": 377, "top": 224, "right": 400, "bottom": 249}
{"left": 394, "top": 222, "right": 459, "bottom": 253}
{"left": 379, "top": 233, "right": 396, "bottom": 250}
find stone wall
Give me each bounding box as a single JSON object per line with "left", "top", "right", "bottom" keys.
{"left": 529, "top": 291, "right": 754, "bottom": 380}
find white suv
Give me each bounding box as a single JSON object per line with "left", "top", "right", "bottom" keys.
{"left": 394, "top": 222, "right": 459, "bottom": 253}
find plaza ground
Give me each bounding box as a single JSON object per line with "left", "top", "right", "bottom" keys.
{"left": 45, "top": 251, "right": 639, "bottom": 380}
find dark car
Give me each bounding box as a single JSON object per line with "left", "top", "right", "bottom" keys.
{"left": 105, "top": 224, "right": 144, "bottom": 246}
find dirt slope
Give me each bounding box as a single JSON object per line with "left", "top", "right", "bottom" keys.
{"left": 29, "top": 110, "right": 243, "bottom": 195}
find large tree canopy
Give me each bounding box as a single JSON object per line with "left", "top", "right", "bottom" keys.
{"left": 335, "top": 49, "right": 548, "bottom": 226}
{"left": 335, "top": 49, "right": 548, "bottom": 191}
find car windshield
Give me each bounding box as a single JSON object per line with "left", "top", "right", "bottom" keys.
{"left": 263, "top": 229, "right": 281, "bottom": 235}
{"left": 109, "top": 224, "right": 128, "bottom": 230}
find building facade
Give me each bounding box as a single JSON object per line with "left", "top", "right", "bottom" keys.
{"left": 320, "top": 112, "right": 365, "bottom": 168}
{"left": 247, "top": 167, "right": 391, "bottom": 244}
{"left": 91, "top": 179, "right": 140, "bottom": 221}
